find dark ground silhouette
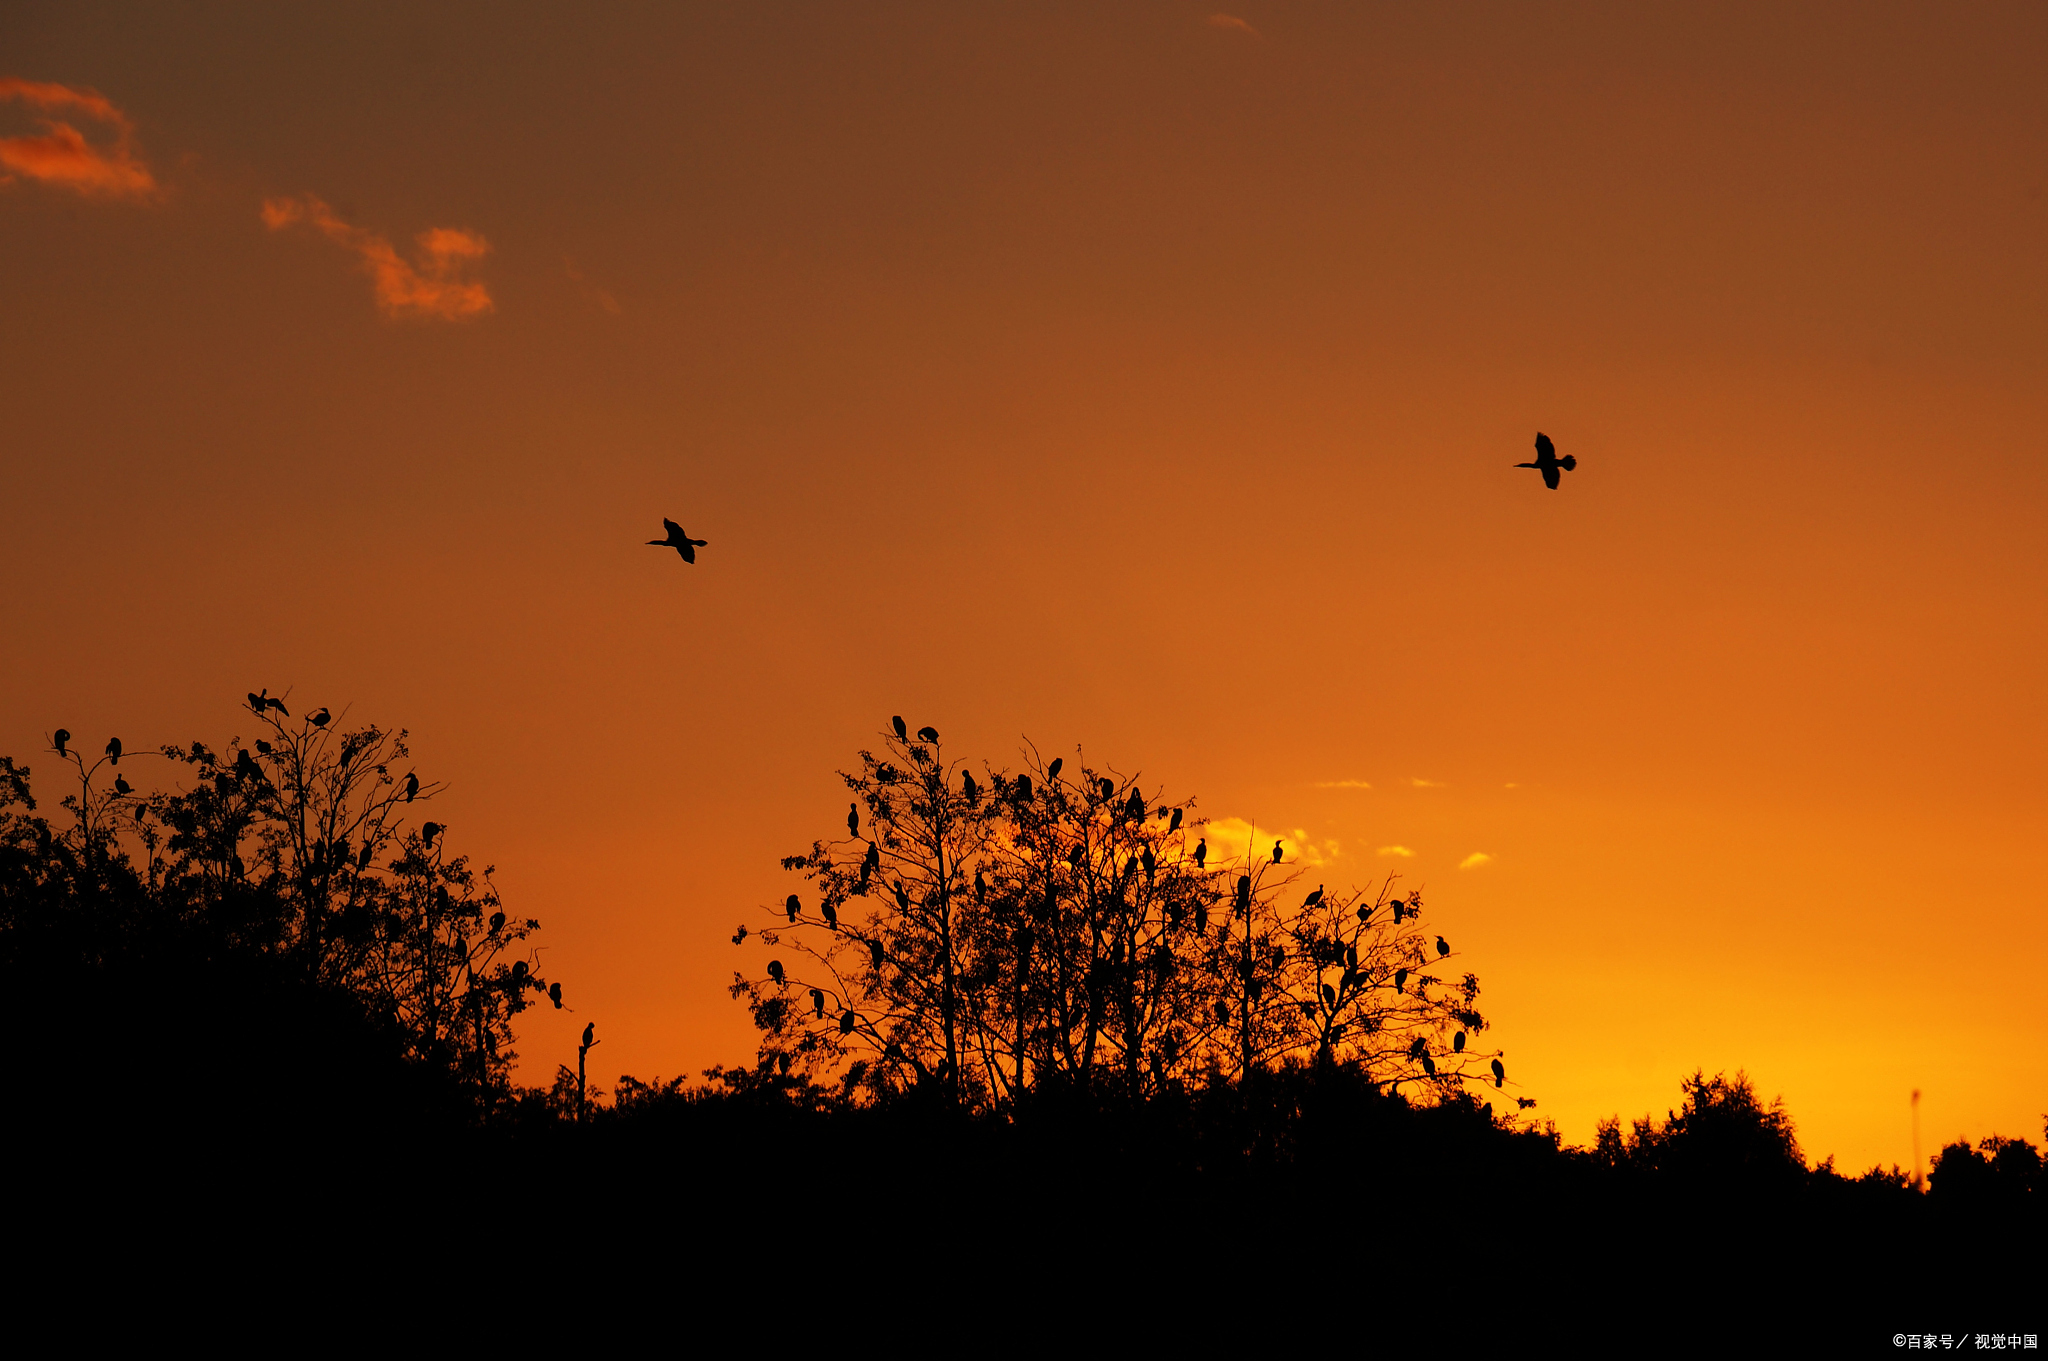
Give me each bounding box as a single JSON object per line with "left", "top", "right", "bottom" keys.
{"left": 2, "top": 721, "right": 2038, "bottom": 1334}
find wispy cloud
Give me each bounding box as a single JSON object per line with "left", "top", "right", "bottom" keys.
{"left": 1312, "top": 779, "right": 1372, "bottom": 789}
{"left": 1376, "top": 845, "right": 1415, "bottom": 858}
{"left": 1202, "top": 818, "right": 1338, "bottom": 868}
{"left": 1206, "top": 13, "right": 1260, "bottom": 36}
{"left": 1459, "top": 852, "right": 1494, "bottom": 870}
{"left": 263, "top": 193, "right": 493, "bottom": 320}
{"left": 565, "top": 257, "right": 620, "bottom": 315}
{"left": 1409, "top": 777, "right": 1444, "bottom": 788}
{"left": 0, "top": 78, "right": 156, "bottom": 199}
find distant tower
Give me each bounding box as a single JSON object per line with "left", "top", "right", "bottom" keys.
{"left": 1911, "top": 1088, "right": 1924, "bottom": 1193}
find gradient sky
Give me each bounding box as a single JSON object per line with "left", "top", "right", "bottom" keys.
{"left": 4, "top": 2, "right": 2045, "bottom": 1173}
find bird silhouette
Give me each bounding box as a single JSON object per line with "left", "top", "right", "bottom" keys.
{"left": 1046, "top": 757, "right": 1062, "bottom": 780}
{"left": 1125, "top": 788, "right": 1145, "bottom": 820}
{"left": 766, "top": 959, "right": 785, "bottom": 984}
{"left": 786, "top": 893, "right": 801, "bottom": 923}
{"left": 1453, "top": 1030, "right": 1467, "bottom": 1052}
{"left": 255, "top": 740, "right": 273, "bottom": 755}
{"left": 247, "top": 691, "right": 266, "bottom": 714}
{"left": 1356, "top": 903, "right": 1372, "bottom": 923}
{"left": 1168, "top": 807, "right": 1183, "bottom": 833}
{"left": 234, "top": 749, "right": 262, "bottom": 781}
{"left": 1304, "top": 886, "right": 1323, "bottom": 907}
{"left": 917, "top": 725, "right": 939, "bottom": 744}
{"left": 821, "top": 899, "right": 838, "bottom": 930}
{"left": 105, "top": 738, "right": 121, "bottom": 764}
{"left": 310, "top": 707, "right": 330, "bottom": 728}
{"left": 490, "top": 911, "right": 506, "bottom": 933}
{"left": 868, "top": 940, "right": 885, "bottom": 969}
{"left": 1235, "top": 876, "right": 1251, "bottom": 914}
{"left": 974, "top": 871, "right": 987, "bottom": 903}
{"left": 839, "top": 1010, "right": 856, "bottom": 1035}
{"left": 357, "top": 843, "right": 373, "bottom": 871}
{"left": 810, "top": 988, "right": 826, "bottom": 1018}
{"left": 421, "top": 822, "right": 442, "bottom": 845}
{"left": 581, "top": 1022, "right": 595, "bottom": 1049}
{"left": 403, "top": 772, "right": 419, "bottom": 802}
{"left": 1422, "top": 1053, "right": 1436, "bottom": 1076}
{"left": 266, "top": 697, "right": 288, "bottom": 716}
{"left": 1515, "top": 431, "right": 1577, "bottom": 490}
{"left": 549, "top": 981, "right": 563, "bottom": 1008}
{"left": 893, "top": 882, "right": 911, "bottom": 910}
{"left": 1099, "top": 777, "right": 1115, "bottom": 803}
{"left": 962, "top": 771, "right": 978, "bottom": 800}
{"left": 52, "top": 729, "right": 68, "bottom": 756}
{"left": 847, "top": 803, "right": 860, "bottom": 837}
{"left": 1194, "top": 839, "right": 1207, "bottom": 868}
{"left": 114, "top": 775, "right": 132, "bottom": 796}
{"left": 647, "top": 518, "right": 708, "bottom": 563}
{"left": 892, "top": 715, "right": 908, "bottom": 740}
{"left": 863, "top": 842, "right": 880, "bottom": 874}
{"left": 1394, "top": 968, "right": 1409, "bottom": 993}
{"left": 1271, "top": 840, "right": 1283, "bottom": 864}
{"left": 1141, "top": 847, "right": 1156, "bottom": 876}
{"left": 1491, "top": 1057, "right": 1505, "bottom": 1087}
{"left": 1436, "top": 935, "right": 1450, "bottom": 958}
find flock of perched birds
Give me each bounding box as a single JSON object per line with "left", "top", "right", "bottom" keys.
{"left": 644, "top": 434, "right": 1575, "bottom": 568}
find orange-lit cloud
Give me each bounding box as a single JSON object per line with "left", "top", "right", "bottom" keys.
{"left": 1458, "top": 852, "right": 1494, "bottom": 870}
{"left": 262, "top": 193, "right": 493, "bottom": 320}
{"left": 0, "top": 78, "right": 156, "bottom": 199}
{"left": 1204, "top": 817, "right": 1337, "bottom": 868}
{"left": 1206, "top": 14, "right": 1259, "bottom": 37}
{"left": 1313, "top": 778, "right": 1372, "bottom": 789}
{"left": 1377, "top": 844, "right": 1415, "bottom": 858}
{"left": 1409, "top": 777, "right": 1444, "bottom": 788}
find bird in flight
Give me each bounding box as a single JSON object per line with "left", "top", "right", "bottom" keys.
{"left": 1515, "top": 432, "right": 1577, "bottom": 490}
{"left": 647, "top": 518, "right": 708, "bottom": 563}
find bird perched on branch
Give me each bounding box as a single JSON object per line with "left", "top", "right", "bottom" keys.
{"left": 403, "top": 772, "right": 419, "bottom": 802}
{"left": 1515, "top": 431, "right": 1577, "bottom": 490}
{"left": 785, "top": 893, "right": 801, "bottom": 923}
{"left": 892, "top": 716, "right": 908, "bottom": 740}
{"left": 917, "top": 725, "right": 939, "bottom": 744}
{"left": 847, "top": 803, "right": 860, "bottom": 837}
{"left": 105, "top": 738, "right": 122, "bottom": 764}
{"left": 646, "top": 518, "right": 708, "bottom": 563}
{"left": 52, "top": 729, "right": 69, "bottom": 756}
{"left": 1194, "top": 838, "right": 1207, "bottom": 869}
{"left": 1046, "top": 758, "right": 1062, "bottom": 780}
{"left": 310, "top": 707, "right": 330, "bottom": 728}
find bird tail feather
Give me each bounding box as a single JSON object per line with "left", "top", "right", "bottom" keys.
{"left": 1560, "top": 455, "right": 1577, "bottom": 471}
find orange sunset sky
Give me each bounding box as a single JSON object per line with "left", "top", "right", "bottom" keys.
{"left": 3, "top": 3, "right": 2044, "bottom": 1174}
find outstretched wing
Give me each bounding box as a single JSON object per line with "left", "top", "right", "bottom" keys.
{"left": 1542, "top": 464, "right": 1560, "bottom": 489}
{"left": 678, "top": 540, "right": 696, "bottom": 563}
{"left": 1534, "top": 432, "right": 1554, "bottom": 459}
{"left": 662, "top": 517, "right": 684, "bottom": 538}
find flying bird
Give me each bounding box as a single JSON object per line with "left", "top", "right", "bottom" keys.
{"left": 647, "top": 518, "right": 708, "bottom": 563}
{"left": 892, "top": 716, "right": 908, "bottom": 740}
{"left": 917, "top": 726, "right": 939, "bottom": 744}
{"left": 52, "top": 729, "right": 68, "bottom": 756}
{"left": 1515, "top": 431, "right": 1577, "bottom": 490}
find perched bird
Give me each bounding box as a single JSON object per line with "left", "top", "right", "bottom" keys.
{"left": 1453, "top": 1030, "right": 1467, "bottom": 1052}
{"left": 1046, "top": 757, "right": 1063, "bottom": 780}
{"left": 1491, "top": 1057, "right": 1506, "bottom": 1087}
{"left": 1515, "top": 431, "right": 1577, "bottom": 490}
{"left": 1394, "top": 968, "right": 1409, "bottom": 993}
{"left": 1304, "top": 886, "right": 1324, "bottom": 907}
{"left": 1014, "top": 775, "right": 1034, "bottom": 802}
{"left": 1271, "top": 840, "right": 1283, "bottom": 864}
{"left": 893, "top": 882, "right": 911, "bottom": 910}
{"left": 105, "top": 738, "right": 122, "bottom": 764}
{"left": 974, "top": 871, "right": 987, "bottom": 903}
{"left": 646, "top": 518, "right": 708, "bottom": 563}
{"left": 247, "top": 690, "right": 266, "bottom": 714}
{"left": 255, "top": 740, "right": 273, "bottom": 755}
{"left": 234, "top": 749, "right": 263, "bottom": 782}
{"left": 839, "top": 1010, "right": 856, "bottom": 1035}
{"left": 310, "top": 707, "right": 330, "bottom": 728}
{"left": 1321, "top": 982, "right": 1336, "bottom": 1006}
{"left": 1099, "top": 778, "right": 1115, "bottom": 803}
{"left": 862, "top": 843, "right": 880, "bottom": 874}
{"left": 962, "top": 771, "right": 978, "bottom": 800}
{"left": 1140, "top": 847, "right": 1155, "bottom": 876}
{"left": 357, "top": 843, "right": 374, "bottom": 871}
{"left": 266, "top": 697, "right": 289, "bottom": 717}
{"left": 1235, "top": 876, "right": 1251, "bottom": 914}
{"left": 847, "top": 803, "right": 860, "bottom": 838}
{"left": 403, "top": 772, "right": 419, "bottom": 802}
{"left": 421, "top": 822, "right": 443, "bottom": 845}
{"left": 1194, "top": 839, "right": 1207, "bottom": 869}
{"left": 810, "top": 988, "right": 826, "bottom": 1018}
{"left": 52, "top": 729, "right": 68, "bottom": 756}
{"left": 1168, "top": 808, "right": 1183, "bottom": 834}
{"left": 1436, "top": 935, "right": 1450, "bottom": 958}
{"left": 1125, "top": 788, "right": 1145, "bottom": 820}
{"left": 821, "top": 899, "right": 838, "bottom": 930}
{"left": 1356, "top": 903, "right": 1372, "bottom": 924}
{"left": 892, "top": 716, "right": 908, "bottom": 740}
{"left": 581, "top": 1022, "right": 595, "bottom": 1050}
{"left": 1193, "top": 901, "right": 1210, "bottom": 935}
{"left": 1422, "top": 1053, "right": 1436, "bottom": 1076}
{"left": 489, "top": 911, "right": 506, "bottom": 933}
{"left": 786, "top": 893, "right": 801, "bottom": 923}
{"left": 766, "top": 959, "right": 785, "bottom": 984}
{"left": 549, "top": 981, "right": 563, "bottom": 1008}
{"left": 113, "top": 775, "right": 132, "bottom": 796}
{"left": 917, "top": 725, "right": 939, "bottom": 744}
{"left": 1409, "top": 1036, "right": 1428, "bottom": 1059}
{"left": 869, "top": 940, "right": 885, "bottom": 969}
